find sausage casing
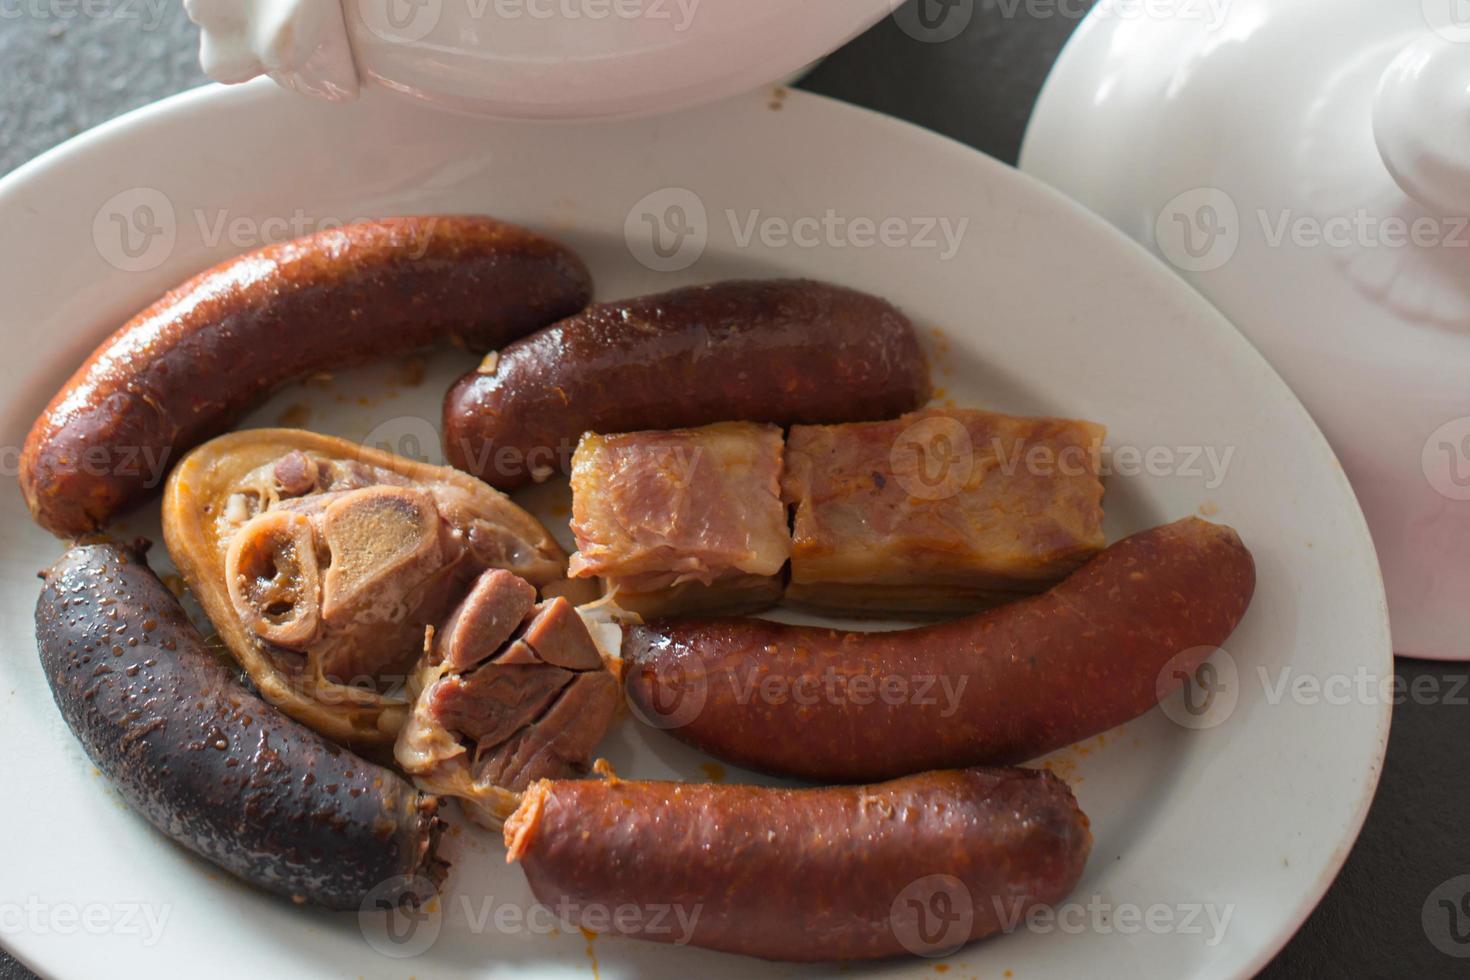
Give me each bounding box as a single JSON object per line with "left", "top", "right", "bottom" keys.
{"left": 34, "top": 542, "right": 446, "bottom": 909}
{"left": 624, "top": 517, "right": 1255, "bottom": 782}
{"left": 504, "top": 767, "right": 1091, "bottom": 961}
{"left": 442, "top": 279, "right": 932, "bottom": 489}
{"left": 21, "top": 215, "right": 592, "bottom": 537}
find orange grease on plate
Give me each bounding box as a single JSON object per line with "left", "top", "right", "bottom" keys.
{"left": 580, "top": 927, "right": 600, "bottom": 979}
{"left": 398, "top": 356, "right": 427, "bottom": 387}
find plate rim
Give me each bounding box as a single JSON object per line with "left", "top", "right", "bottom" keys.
{"left": 0, "top": 78, "right": 1393, "bottom": 980}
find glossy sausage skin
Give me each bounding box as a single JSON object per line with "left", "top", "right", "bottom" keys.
{"left": 443, "top": 279, "right": 931, "bottom": 489}
{"left": 35, "top": 542, "right": 446, "bottom": 909}
{"left": 504, "top": 767, "right": 1091, "bottom": 962}
{"left": 21, "top": 216, "right": 592, "bottom": 537}
{"left": 625, "top": 518, "right": 1255, "bottom": 782}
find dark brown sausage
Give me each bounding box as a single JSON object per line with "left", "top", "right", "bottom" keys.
{"left": 504, "top": 767, "right": 1091, "bottom": 962}
{"left": 21, "top": 216, "right": 592, "bottom": 537}
{"left": 442, "top": 279, "right": 931, "bottom": 489}
{"left": 35, "top": 541, "right": 447, "bottom": 909}
{"left": 624, "top": 517, "right": 1255, "bottom": 782}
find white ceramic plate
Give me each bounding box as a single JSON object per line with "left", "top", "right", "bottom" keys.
{"left": 0, "top": 81, "right": 1390, "bottom": 979}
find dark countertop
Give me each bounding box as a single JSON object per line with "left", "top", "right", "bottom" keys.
{"left": 2, "top": 3, "right": 1466, "bottom": 978}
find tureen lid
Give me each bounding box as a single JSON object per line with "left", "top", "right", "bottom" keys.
{"left": 1022, "top": 0, "right": 1470, "bottom": 659}
{"left": 184, "top": 0, "right": 895, "bottom": 120}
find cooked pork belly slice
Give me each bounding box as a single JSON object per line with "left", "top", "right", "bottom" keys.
{"left": 609, "top": 574, "right": 786, "bottom": 619}
{"left": 783, "top": 408, "right": 1106, "bottom": 615}
{"left": 568, "top": 421, "right": 791, "bottom": 617}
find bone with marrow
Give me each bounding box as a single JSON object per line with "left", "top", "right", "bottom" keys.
{"left": 162, "top": 429, "right": 569, "bottom": 747}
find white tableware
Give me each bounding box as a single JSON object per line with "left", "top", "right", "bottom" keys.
{"left": 184, "top": 0, "right": 894, "bottom": 119}
{"left": 1020, "top": 0, "right": 1470, "bottom": 660}
{"left": 0, "top": 79, "right": 1390, "bottom": 978}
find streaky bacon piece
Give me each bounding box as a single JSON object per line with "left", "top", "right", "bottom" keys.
{"left": 783, "top": 408, "right": 1106, "bottom": 615}
{"left": 568, "top": 421, "right": 791, "bottom": 617}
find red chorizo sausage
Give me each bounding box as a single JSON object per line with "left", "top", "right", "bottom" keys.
{"left": 624, "top": 517, "right": 1255, "bottom": 782}
{"left": 504, "top": 766, "right": 1091, "bottom": 962}
{"left": 442, "top": 279, "right": 931, "bottom": 489}
{"left": 21, "top": 216, "right": 591, "bottom": 538}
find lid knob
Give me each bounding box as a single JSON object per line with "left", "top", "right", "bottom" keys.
{"left": 1374, "top": 34, "right": 1470, "bottom": 216}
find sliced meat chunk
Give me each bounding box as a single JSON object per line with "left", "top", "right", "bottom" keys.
{"left": 513, "top": 597, "right": 604, "bottom": 671}
{"left": 395, "top": 574, "right": 621, "bottom": 828}
{"left": 783, "top": 408, "right": 1107, "bottom": 615}
{"left": 272, "top": 450, "right": 320, "bottom": 497}
{"left": 440, "top": 569, "right": 539, "bottom": 671}
{"left": 427, "top": 665, "right": 573, "bottom": 746}
{"left": 474, "top": 671, "right": 619, "bottom": 788}
{"left": 568, "top": 421, "right": 791, "bottom": 617}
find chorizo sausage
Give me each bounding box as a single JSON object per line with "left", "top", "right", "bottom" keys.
{"left": 21, "top": 215, "right": 592, "bottom": 538}
{"left": 504, "top": 766, "right": 1091, "bottom": 961}
{"left": 442, "top": 279, "right": 931, "bottom": 489}
{"left": 35, "top": 541, "right": 446, "bottom": 909}
{"left": 624, "top": 517, "right": 1255, "bottom": 782}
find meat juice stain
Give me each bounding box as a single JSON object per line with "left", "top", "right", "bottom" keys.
{"left": 275, "top": 402, "right": 313, "bottom": 427}
{"left": 398, "top": 356, "right": 427, "bottom": 387}
{"left": 579, "top": 927, "right": 601, "bottom": 980}
{"left": 699, "top": 762, "right": 726, "bottom": 783}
